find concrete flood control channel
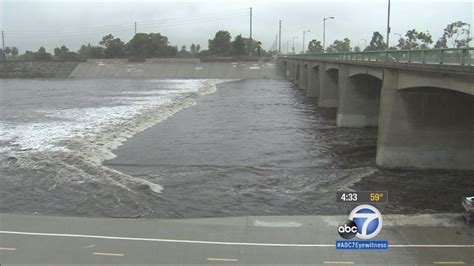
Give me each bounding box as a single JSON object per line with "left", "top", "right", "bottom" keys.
{"left": 0, "top": 213, "right": 473, "bottom": 264}
{"left": 1, "top": 59, "right": 473, "bottom": 264}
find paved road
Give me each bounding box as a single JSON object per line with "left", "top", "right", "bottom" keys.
{"left": 0, "top": 213, "right": 473, "bottom": 265}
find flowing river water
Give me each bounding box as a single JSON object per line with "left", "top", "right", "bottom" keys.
{"left": 1, "top": 79, "right": 472, "bottom": 218}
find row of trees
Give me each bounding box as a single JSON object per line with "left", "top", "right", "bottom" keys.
{"left": 305, "top": 21, "right": 471, "bottom": 53}
{"left": 7, "top": 33, "right": 179, "bottom": 61}
{"left": 6, "top": 30, "right": 267, "bottom": 61}
{"left": 204, "top": 30, "right": 264, "bottom": 57}
{"left": 0, "top": 46, "right": 20, "bottom": 60}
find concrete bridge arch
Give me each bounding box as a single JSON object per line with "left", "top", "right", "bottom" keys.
{"left": 337, "top": 65, "right": 383, "bottom": 127}
{"left": 395, "top": 70, "right": 474, "bottom": 95}
{"left": 377, "top": 69, "right": 474, "bottom": 170}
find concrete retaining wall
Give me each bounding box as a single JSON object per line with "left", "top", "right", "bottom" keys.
{"left": 69, "top": 61, "right": 280, "bottom": 79}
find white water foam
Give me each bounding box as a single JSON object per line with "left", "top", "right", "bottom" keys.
{"left": 1, "top": 79, "right": 235, "bottom": 194}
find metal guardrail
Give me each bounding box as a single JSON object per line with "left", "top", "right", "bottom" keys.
{"left": 283, "top": 48, "right": 474, "bottom": 66}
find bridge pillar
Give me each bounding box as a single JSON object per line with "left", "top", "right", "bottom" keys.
{"left": 276, "top": 60, "right": 287, "bottom": 77}
{"left": 287, "top": 61, "right": 294, "bottom": 81}
{"left": 318, "top": 62, "right": 338, "bottom": 107}
{"left": 337, "top": 65, "right": 382, "bottom": 127}
{"left": 306, "top": 63, "right": 319, "bottom": 98}
{"left": 376, "top": 69, "right": 474, "bottom": 170}
{"left": 295, "top": 61, "right": 302, "bottom": 85}
{"left": 299, "top": 62, "right": 308, "bottom": 91}
{"left": 291, "top": 61, "right": 299, "bottom": 82}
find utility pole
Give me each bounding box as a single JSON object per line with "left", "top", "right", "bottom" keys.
{"left": 1, "top": 31, "right": 4, "bottom": 50}
{"left": 134, "top": 22, "right": 137, "bottom": 35}
{"left": 386, "top": 0, "right": 391, "bottom": 49}
{"left": 278, "top": 20, "right": 282, "bottom": 53}
{"left": 249, "top": 7, "right": 253, "bottom": 40}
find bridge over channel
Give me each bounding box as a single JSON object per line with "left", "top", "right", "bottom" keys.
{"left": 277, "top": 48, "right": 474, "bottom": 170}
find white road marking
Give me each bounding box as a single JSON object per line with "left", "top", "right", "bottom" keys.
{"left": 433, "top": 262, "right": 465, "bottom": 265}
{"left": 0, "top": 247, "right": 17, "bottom": 251}
{"left": 253, "top": 220, "right": 302, "bottom": 227}
{"left": 323, "top": 261, "right": 354, "bottom": 264}
{"left": 93, "top": 252, "right": 124, "bottom": 257}
{"left": 0, "top": 230, "right": 473, "bottom": 248}
{"left": 207, "top": 257, "right": 239, "bottom": 262}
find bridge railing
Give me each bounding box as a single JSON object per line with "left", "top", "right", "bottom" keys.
{"left": 284, "top": 48, "right": 473, "bottom": 66}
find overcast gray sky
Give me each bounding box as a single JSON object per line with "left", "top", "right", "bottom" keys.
{"left": 1, "top": 0, "right": 472, "bottom": 53}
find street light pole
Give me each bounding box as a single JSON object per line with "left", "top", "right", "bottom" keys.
{"left": 323, "top": 16, "right": 334, "bottom": 53}
{"left": 386, "top": 0, "right": 391, "bottom": 49}
{"left": 292, "top": 36, "right": 298, "bottom": 54}
{"left": 302, "top": 30, "right": 310, "bottom": 53}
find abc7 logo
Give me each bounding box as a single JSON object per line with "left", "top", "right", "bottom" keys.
{"left": 338, "top": 205, "right": 383, "bottom": 240}
{"left": 338, "top": 220, "right": 358, "bottom": 239}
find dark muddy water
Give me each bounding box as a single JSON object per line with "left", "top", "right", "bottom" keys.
{"left": 1, "top": 79, "right": 472, "bottom": 218}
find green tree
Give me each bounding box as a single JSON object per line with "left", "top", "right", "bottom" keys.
{"left": 177, "top": 45, "right": 191, "bottom": 57}
{"left": 126, "top": 32, "right": 177, "bottom": 58}
{"left": 196, "top": 44, "right": 201, "bottom": 52}
{"left": 100, "top": 34, "right": 125, "bottom": 58}
{"left": 242, "top": 37, "right": 263, "bottom": 56}
{"left": 190, "top": 43, "right": 196, "bottom": 54}
{"left": 22, "top": 50, "right": 34, "bottom": 60}
{"left": 326, "top": 38, "right": 351, "bottom": 52}
{"left": 397, "top": 29, "right": 432, "bottom": 49}
{"left": 54, "top": 45, "right": 69, "bottom": 57}
{"left": 78, "top": 43, "right": 104, "bottom": 59}
{"left": 307, "top": 39, "right": 323, "bottom": 53}
{"left": 435, "top": 21, "right": 471, "bottom": 48}
{"left": 11, "top": 47, "right": 19, "bottom": 58}
{"left": 208, "top": 30, "right": 232, "bottom": 55}
{"left": 232, "top": 34, "right": 246, "bottom": 56}
{"left": 434, "top": 37, "right": 447, "bottom": 49}
{"left": 354, "top": 46, "right": 361, "bottom": 52}
{"left": 365, "top": 32, "right": 386, "bottom": 51}
{"left": 54, "top": 46, "right": 80, "bottom": 60}
{"left": 0, "top": 49, "right": 5, "bottom": 61}
{"left": 33, "top": 47, "right": 52, "bottom": 60}
{"left": 4, "top": 47, "right": 11, "bottom": 58}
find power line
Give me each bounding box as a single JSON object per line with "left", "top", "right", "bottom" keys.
{"left": 7, "top": 8, "right": 248, "bottom": 35}
{"left": 8, "top": 13, "right": 247, "bottom": 39}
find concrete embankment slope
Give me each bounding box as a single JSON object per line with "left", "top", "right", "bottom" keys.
{"left": 69, "top": 59, "right": 279, "bottom": 79}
